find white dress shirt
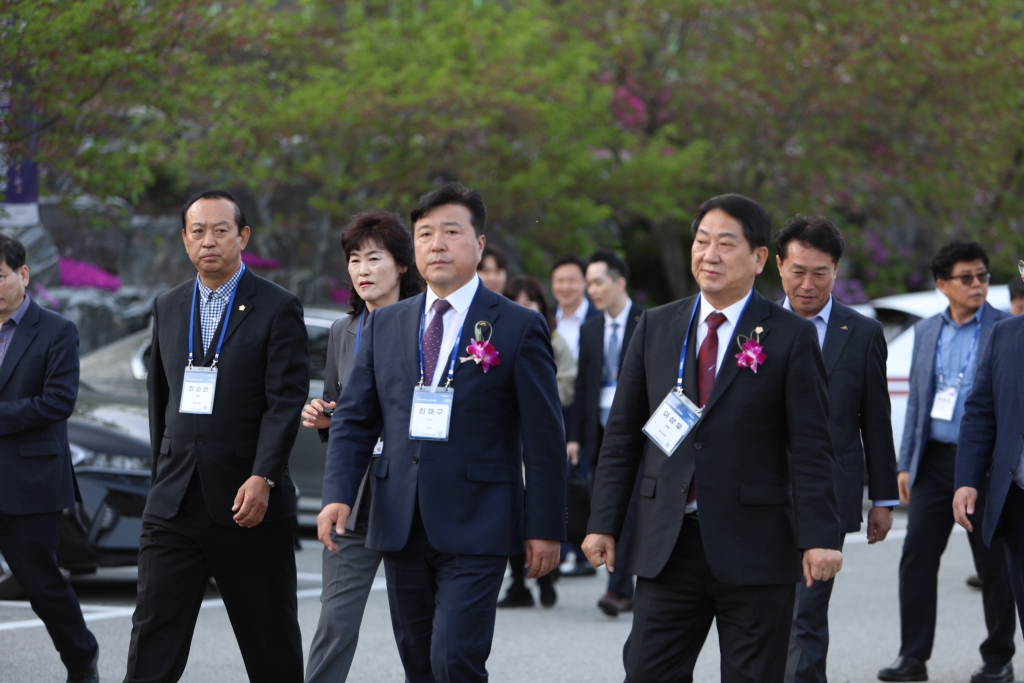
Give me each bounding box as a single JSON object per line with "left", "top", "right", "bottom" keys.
{"left": 602, "top": 298, "right": 633, "bottom": 373}
{"left": 694, "top": 290, "right": 754, "bottom": 375}
{"left": 782, "top": 295, "right": 832, "bottom": 348}
{"left": 555, "top": 299, "right": 589, "bottom": 359}
{"left": 423, "top": 276, "right": 480, "bottom": 388}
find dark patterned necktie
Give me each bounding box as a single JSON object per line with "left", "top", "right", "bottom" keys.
{"left": 690, "top": 311, "right": 726, "bottom": 504}
{"left": 422, "top": 299, "right": 453, "bottom": 386}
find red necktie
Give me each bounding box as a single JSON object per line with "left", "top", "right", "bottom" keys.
{"left": 422, "top": 299, "right": 453, "bottom": 386}
{"left": 690, "top": 311, "right": 726, "bottom": 504}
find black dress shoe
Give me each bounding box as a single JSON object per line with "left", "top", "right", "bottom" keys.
{"left": 878, "top": 655, "right": 927, "bottom": 682}
{"left": 597, "top": 592, "right": 632, "bottom": 617}
{"left": 562, "top": 563, "right": 597, "bottom": 577}
{"left": 66, "top": 650, "right": 99, "bottom": 683}
{"left": 970, "top": 661, "right": 1013, "bottom": 683}
{"left": 539, "top": 579, "right": 557, "bottom": 607}
{"left": 497, "top": 587, "right": 535, "bottom": 608}
{"left": 966, "top": 574, "right": 984, "bottom": 589}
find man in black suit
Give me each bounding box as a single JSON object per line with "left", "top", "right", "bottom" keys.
{"left": 774, "top": 216, "right": 900, "bottom": 683}
{"left": 0, "top": 234, "right": 99, "bottom": 683}
{"left": 584, "top": 194, "right": 843, "bottom": 683}
{"left": 123, "top": 190, "right": 310, "bottom": 683}
{"left": 318, "top": 182, "right": 566, "bottom": 683}
{"left": 567, "top": 250, "right": 643, "bottom": 612}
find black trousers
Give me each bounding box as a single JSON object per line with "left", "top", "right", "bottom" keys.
{"left": 123, "top": 475, "right": 303, "bottom": 683}
{"left": 1003, "top": 484, "right": 1024, "bottom": 633}
{"left": 898, "top": 442, "right": 1016, "bottom": 664}
{"left": 624, "top": 516, "right": 795, "bottom": 683}
{"left": 0, "top": 510, "right": 98, "bottom": 669}
{"left": 784, "top": 536, "right": 846, "bottom": 683}
{"left": 383, "top": 505, "right": 507, "bottom": 683}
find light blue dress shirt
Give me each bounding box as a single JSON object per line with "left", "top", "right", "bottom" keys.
{"left": 928, "top": 307, "right": 983, "bottom": 445}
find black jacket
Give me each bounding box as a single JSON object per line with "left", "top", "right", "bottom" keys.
{"left": 146, "top": 268, "right": 310, "bottom": 525}
{"left": 0, "top": 300, "right": 81, "bottom": 514}
{"left": 587, "top": 291, "right": 841, "bottom": 584}
{"left": 567, "top": 303, "right": 643, "bottom": 468}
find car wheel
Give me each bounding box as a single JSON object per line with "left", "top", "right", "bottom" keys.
{"left": 0, "top": 550, "right": 25, "bottom": 599}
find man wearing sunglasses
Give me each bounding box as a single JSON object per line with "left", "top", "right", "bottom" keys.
{"left": 879, "top": 241, "right": 1016, "bottom": 683}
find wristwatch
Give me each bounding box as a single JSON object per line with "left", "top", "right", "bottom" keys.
{"left": 263, "top": 477, "right": 275, "bottom": 488}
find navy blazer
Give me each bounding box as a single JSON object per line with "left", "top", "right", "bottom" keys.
{"left": 899, "top": 302, "right": 1008, "bottom": 487}
{"left": 0, "top": 299, "right": 81, "bottom": 515}
{"left": 323, "top": 283, "right": 567, "bottom": 556}
{"left": 957, "top": 314, "right": 1024, "bottom": 545}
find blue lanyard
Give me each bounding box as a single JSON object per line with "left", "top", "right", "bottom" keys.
{"left": 354, "top": 310, "right": 365, "bottom": 355}
{"left": 936, "top": 310, "right": 982, "bottom": 387}
{"left": 188, "top": 265, "right": 245, "bottom": 368}
{"left": 417, "top": 301, "right": 463, "bottom": 388}
{"left": 675, "top": 292, "right": 753, "bottom": 395}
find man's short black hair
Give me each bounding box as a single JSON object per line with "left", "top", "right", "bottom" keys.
{"left": 410, "top": 182, "right": 486, "bottom": 236}
{"left": 775, "top": 215, "right": 845, "bottom": 264}
{"left": 552, "top": 255, "right": 587, "bottom": 277}
{"left": 1009, "top": 277, "right": 1024, "bottom": 301}
{"left": 478, "top": 244, "right": 507, "bottom": 271}
{"left": 931, "top": 240, "right": 989, "bottom": 281}
{"left": 181, "top": 190, "right": 247, "bottom": 233}
{"left": 690, "top": 194, "right": 772, "bottom": 250}
{"left": 588, "top": 249, "right": 629, "bottom": 282}
{"left": 0, "top": 234, "right": 27, "bottom": 271}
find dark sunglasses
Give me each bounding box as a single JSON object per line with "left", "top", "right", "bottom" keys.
{"left": 943, "top": 271, "right": 990, "bottom": 286}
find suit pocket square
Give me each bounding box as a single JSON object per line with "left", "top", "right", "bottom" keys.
{"left": 739, "top": 484, "right": 790, "bottom": 506}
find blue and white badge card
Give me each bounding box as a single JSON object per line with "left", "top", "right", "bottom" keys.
{"left": 930, "top": 386, "right": 958, "bottom": 421}
{"left": 643, "top": 390, "right": 701, "bottom": 457}
{"left": 600, "top": 381, "right": 617, "bottom": 410}
{"left": 409, "top": 387, "right": 454, "bottom": 441}
{"left": 372, "top": 438, "right": 384, "bottom": 456}
{"left": 180, "top": 367, "right": 218, "bottom": 415}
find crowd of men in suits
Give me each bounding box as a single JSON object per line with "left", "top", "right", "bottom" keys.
{"left": 2, "top": 184, "right": 1024, "bottom": 683}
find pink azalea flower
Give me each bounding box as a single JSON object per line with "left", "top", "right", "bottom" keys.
{"left": 735, "top": 340, "right": 767, "bottom": 373}
{"left": 461, "top": 339, "right": 501, "bottom": 373}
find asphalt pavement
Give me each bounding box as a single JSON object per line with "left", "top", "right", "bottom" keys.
{"left": 1, "top": 510, "right": 1021, "bottom": 682}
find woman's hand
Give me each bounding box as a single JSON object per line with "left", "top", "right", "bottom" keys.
{"left": 302, "top": 399, "right": 336, "bottom": 429}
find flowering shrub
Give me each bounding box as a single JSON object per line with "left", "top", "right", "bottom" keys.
{"left": 331, "top": 287, "right": 349, "bottom": 305}
{"left": 241, "top": 252, "right": 280, "bottom": 269}
{"left": 59, "top": 259, "right": 121, "bottom": 291}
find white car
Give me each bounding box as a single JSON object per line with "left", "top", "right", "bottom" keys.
{"left": 867, "top": 285, "right": 1012, "bottom": 455}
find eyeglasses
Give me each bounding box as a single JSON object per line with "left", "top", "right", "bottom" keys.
{"left": 0, "top": 273, "right": 8, "bottom": 286}
{"left": 943, "top": 271, "right": 991, "bottom": 286}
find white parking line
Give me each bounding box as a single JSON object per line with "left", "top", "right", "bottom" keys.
{"left": 0, "top": 575, "right": 387, "bottom": 632}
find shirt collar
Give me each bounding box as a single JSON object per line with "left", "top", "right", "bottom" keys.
{"left": 197, "top": 263, "right": 245, "bottom": 302}
{"left": 424, "top": 275, "right": 481, "bottom": 315}
{"left": 556, "top": 298, "right": 589, "bottom": 323}
{"left": 783, "top": 295, "right": 833, "bottom": 325}
{"left": 7, "top": 294, "right": 31, "bottom": 326}
{"left": 604, "top": 298, "right": 633, "bottom": 329}
{"left": 700, "top": 290, "right": 753, "bottom": 328}
{"left": 941, "top": 305, "right": 983, "bottom": 328}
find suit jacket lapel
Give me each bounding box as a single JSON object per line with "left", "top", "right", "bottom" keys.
{"left": 216, "top": 268, "right": 257, "bottom": 354}
{"left": 1016, "top": 324, "right": 1024, "bottom": 415}
{"left": 702, "top": 291, "right": 771, "bottom": 414}
{"left": 821, "top": 300, "right": 853, "bottom": 376}
{"left": 451, "top": 285, "right": 500, "bottom": 382}
{"left": 620, "top": 304, "right": 643, "bottom": 369}
{"left": 0, "top": 301, "right": 40, "bottom": 393}
{"left": 670, "top": 296, "right": 700, "bottom": 404}
{"left": 402, "top": 293, "right": 427, "bottom": 385}
{"left": 916, "top": 316, "right": 942, "bottom": 400}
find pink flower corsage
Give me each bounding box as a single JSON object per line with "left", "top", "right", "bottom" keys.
{"left": 460, "top": 321, "right": 501, "bottom": 372}
{"left": 735, "top": 326, "right": 766, "bottom": 373}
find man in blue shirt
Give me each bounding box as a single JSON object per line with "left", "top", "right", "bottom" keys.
{"left": 879, "top": 241, "right": 1016, "bottom": 683}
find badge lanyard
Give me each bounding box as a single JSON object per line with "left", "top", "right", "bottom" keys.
{"left": 417, "top": 302, "right": 464, "bottom": 389}
{"left": 674, "top": 293, "right": 753, "bottom": 399}
{"left": 187, "top": 264, "right": 245, "bottom": 369}
{"left": 410, "top": 298, "right": 462, "bottom": 441}
{"left": 935, "top": 311, "right": 982, "bottom": 390}
{"left": 355, "top": 310, "right": 365, "bottom": 355}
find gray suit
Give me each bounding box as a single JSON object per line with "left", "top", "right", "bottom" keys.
{"left": 306, "top": 312, "right": 384, "bottom": 683}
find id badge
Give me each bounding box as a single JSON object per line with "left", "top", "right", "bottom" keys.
{"left": 930, "top": 386, "right": 958, "bottom": 421}
{"left": 180, "top": 367, "right": 217, "bottom": 415}
{"left": 372, "top": 438, "right": 384, "bottom": 456}
{"left": 643, "top": 390, "right": 701, "bottom": 456}
{"left": 409, "top": 387, "right": 454, "bottom": 441}
{"left": 600, "top": 381, "right": 617, "bottom": 410}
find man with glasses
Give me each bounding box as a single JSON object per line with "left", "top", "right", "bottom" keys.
{"left": 879, "top": 241, "right": 1016, "bottom": 683}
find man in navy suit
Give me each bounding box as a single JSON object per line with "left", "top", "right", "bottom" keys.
{"left": 318, "top": 182, "right": 566, "bottom": 683}
{"left": 0, "top": 234, "right": 99, "bottom": 683}
{"left": 956, "top": 263, "right": 1024, "bottom": 662}
{"left": 879, "top": 241, "right": 1015, "bottom": 683}
{"left": 774, "top": 216, "right": 900, "bottom": 683}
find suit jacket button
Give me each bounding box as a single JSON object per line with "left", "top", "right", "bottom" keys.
{"left": 681, "top": 483, "right": 688, "bottom": 493}
{"left": 694, "top": 443, "right": 702, "bottom": 450}
{"left": 196, "top": 438, "right": 203, "bottom": 445}
{"left": 413, "top": 455, "right": 419, "bottom": 464}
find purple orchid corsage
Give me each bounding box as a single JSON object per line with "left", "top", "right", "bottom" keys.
{"left": 735, "top": 326, "right": 766, "bottom": 373}
{"left": 460, "top": 321, "right": 501, "bottom": 373}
